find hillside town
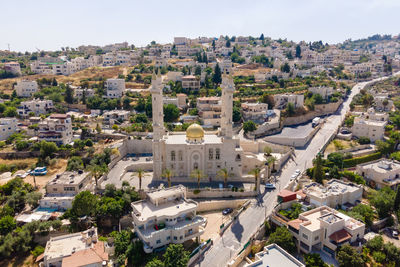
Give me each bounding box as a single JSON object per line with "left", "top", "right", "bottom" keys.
{"left": 1, "top": 32, "right": 400, "bottom": 267}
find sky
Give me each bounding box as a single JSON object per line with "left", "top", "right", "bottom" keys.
{"left": 1, "top": 0, "right": 400, "bottom": 52}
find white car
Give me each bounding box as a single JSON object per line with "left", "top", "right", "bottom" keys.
{"left": 290, "top": 174, "right": 297, "bottom": 180}
{"left": 294, "top": 169, "right": 301, "bottom": 175}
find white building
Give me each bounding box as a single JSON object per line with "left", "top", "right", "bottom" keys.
{"left": 74, "top": 88, "right": 95, "bottom": 99}
{"left": 356, "top": 159, "right": 400, "bottom": 189}
{"left": 351, "top": 116, "right": 386, "bottom": 142}
{"left": 43, "top": 228, "right": 108, "bottom": 267}
{"left": 308, "top": 86, "right": 334, "bottom": 99}
{"left": 38, "top": 114, "right": 73, "bottom": 145}
{"left": 4, "top": 62, "right": 21, "bottom": 75}
{"left": 131, "top": 186, "right": 206, "bottom": 253}
{"left": 287, "top": 206, "right": 365, "bottom": 256}
{"left": 46, "top": 171, "right": 91, "bottom": 196}
{"left": 0, "top": 118, "right": 18, "bottom": 140}
{"left": 303, "top": 179, "right": 363, "bottom": 209}
{"left": 182, "top": 75, "right": 200, "bottom": 92}
{"left": 103, "top": 110, "right": 130, "bottom": 125}
{"left": 241, "top": 102, "right": 269, "bottom": 123}
{"left": 105, "top": 78, "right": 125, "bottom": 98}
{"left": 15, "top": 80, "right": 39, "bottom": 97}
{"left": 18, "top": 99, "right": 53, "bottom": 117}
{"left": 39, "top": 195, "right": 74, "bottom": 210}
{"left": 197, "top": 97, "right": 221, "bottom": 127}
{"left": 274, "top": 94, "right": 304, "bottom": 109}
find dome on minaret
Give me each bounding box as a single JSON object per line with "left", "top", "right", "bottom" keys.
{"left": 186, "top": 123, "right": 204, "bottom": 140}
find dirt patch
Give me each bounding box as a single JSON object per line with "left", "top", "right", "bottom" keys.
{"left": 23, "top": 158, "right": 68, "bottom": 189}
{"left": 199, "top": 210, "right": 232, "bottom": 242}
{"left": 0, "top": 254, "right": 37, "bottom": 267}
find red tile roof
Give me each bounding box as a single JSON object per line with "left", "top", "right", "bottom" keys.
{"left": 278, "top": 189, "right": 296, "bottom": 198}
{"left": 329, "top": 229, "right": 352, "bottom": 243}
{"left": 62, "top": 241, "right": 108, "bottom": 267}
{"left": 288, "top": 218, "right": 306, "bottom": 230}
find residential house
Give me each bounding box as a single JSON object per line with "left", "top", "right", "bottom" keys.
{"left": 46, "top": 170, "right": 91, "bottom": 196}
{"left": 74, "top": 88, "right": 95, "bottom": 100}
{"left": 38, "top": 114, "right": 73, "bottom": 145}
{"left": 303, "top": 179, "right": 363, "bottom": 209}
{"left": 356, "top": 159, "right": 400, "bottom": 189}
{"left": 182, "top": 75, "right": 200, "bottom": 92}
{"left": 103, "top": 110, "right": 130, "bottom": 125}
{"left": 241, "top": 102, "right": 269, "bottom": 123}
{"left": 0, "top": 117, "right": 18, "bottom": 140}
{"left": 197, "top": 97, "right": 221, "bottom": 127}
{"left": 43, "top": 228, "right": 108, "bottom": 267}
{"left": 15, "top": 80, "right": 39, "bottom": 97}
{"left": 105, "top": 78, "right": 125, "bottom": 98}
{"left": 18, "top": 99, "right": 53, "bottom": 117}
{"left": 131, "top": 186, "right": 206, "bottom": 253}
{"left": 308, "top": 86, "right": 334, "bottom": 99}
{"left": 273, "top": 94, "right": 304, "bottom": 109}
{"left": 4, "top": 62, "right": 21, "bottom": 75}
{"left": 287, "top": 206, "right": 365, "bottom": 256}
{"left": 351, "top": 116, "right": 386, "bottom": 142}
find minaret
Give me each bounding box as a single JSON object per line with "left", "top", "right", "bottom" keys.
{"left": 220, "top": 72, "right": 234, "bottom": 138}
{"left": 151, "top": 71, "right": 164, "bottom": 179}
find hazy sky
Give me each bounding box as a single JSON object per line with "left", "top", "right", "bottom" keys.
{"left": 2, "top": 0, "right": 400, "bottom": 52}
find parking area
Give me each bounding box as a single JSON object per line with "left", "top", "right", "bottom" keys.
{"left": 199, "top": 210, "right": 232, "bottom": 242}
{"left": 381, "top": 228, "right": 400, "bottom": 247}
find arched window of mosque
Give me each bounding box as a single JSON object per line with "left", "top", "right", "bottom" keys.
{"left": 209, "top": 149, "right": 213, "bottom": 160}
{"left": 178, "top": 151, "right": 183, "bottom": 161}
{"left": 194, "top": 162, "right": 198, "bottom": 169}
{"left": 171, "top": 151, "right": 176, "bottom": 161}
{"left": 236, "top": 154, "right": 241, "bottom": 161}
{"left": 216, "top": 149, "right": 220, "bottom": 160}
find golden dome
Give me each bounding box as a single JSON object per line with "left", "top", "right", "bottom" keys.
{"left": 186, "top": 123, "right": 204, "bottom": 139}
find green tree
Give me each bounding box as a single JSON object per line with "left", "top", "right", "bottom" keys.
{"left": 249, "top": 167, "right": 261, "bottom": 191}
{"left": 71, "top": 191, "right": 97, "bottom": 217}
{"left": 226, "top": 39, "right": 231, "bottom": 48}
{"left": 218, "top": 168, "right": 232, "bottom": 188}
{"left": 366, "top": 235, "right": 383, "bottom": 251}
{"left": 394, "top": 186, "right": 400, "bottom": 212}
{"left": 304, "top": 253, "right": 328, "bottom": 267}
{"left": 146, "top": 258, "right": 164, "bottom": 267}
{"left": 212, "top": 64, "right": 222, "bottom": 85}
{"left": 88, "top": 163, "right": 108, "bottom": 188}
{"left": 65, "top": 85, "right": 74, "bottom": 104}
{"left": 267, "top": 227, "right": 296, "bottom": 253}
{"left": 337, "top": 244, "right": 364, "bottom": 267}
{"left": 162, "top": 168, "right": 173, "bottom": 188}
{"left": 313, "top": 153, "right": 324, "bottom": 184}
{"left": 39, "top": 141, "right": 58, "bottom": 159}
{"left": 133, "top": 169, "right": 144, "bottom": 191}
{"left": 112, "top": 230, "right": 132, "bottom": 264}
{"left": 123, "top": 97, "right": 131, "bottom": 110}
{"left": 0, "top": 215, "right": 16, "bottom": 235}
{"left": 66, "top": 156, "right": 84, "bottom": 171}
{"left": 232, "top": 106, "right": 241, "bottom": 122}
{"left": 286, "top": 102, "right": 295, "bottom": 116}
{"left": 243, "top": 120, "right": 257, "bottom": 134}
{"left": 163, "top": 244, "right": 189, "bottom": 267}
{"left": 369, "top": 186, "right": 395, "bottom": 218}
{"left": 191, "top": 169, "right": 204, "bottom": 189}
{"left": 295, "top": 45, "right": 302, "bottom": 58}
{"left": 281, "top": 63, "right": 290, "bottom": 73}
{"left": 4, "top": 107, "right": 17, "bottom": 117}
{"left": 164, "top": 104, "right": 180, "bottom": 122}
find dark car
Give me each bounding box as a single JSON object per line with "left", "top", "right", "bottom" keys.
{"left": 222, "top": 208, "right": 233, "bottom": 215}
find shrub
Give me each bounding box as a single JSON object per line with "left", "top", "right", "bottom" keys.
{"left": 372, "top": 251, "right": 386, "bottom": 263}
{"left": 193, "top": 189, "right": 201, "bottom": 194}
{"left": 31, "top": 245, "right": 44, "bottom": 258}
{"left": 358, "top": 136, "right": 371, "bottom": 144}
{"left": 342, "top": 152, "right": 381, "bottom": 168}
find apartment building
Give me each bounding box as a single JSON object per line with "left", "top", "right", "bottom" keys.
{"left": 0, "top": 118, "right": 18, "bottom": 140}
{"left": 43, "top": 228, "right": 108, "bottom": 267}
{"left": 105, "top": 78, "right": 125, "bottom": 98}
{"left": 131, "top": 186, "right": 206, "bottom": 253}
{"left": 4, "top": 62, "right": 21, "bottom": 75}
{"left": 103, "top": 110, "right": 130, "bottom": 125}
{"left": 46, "top": 170, "right": 91, "bottom": 196}
{"left": 74, "top": 88, "right": 95, "bottom": 100}
{"left": 39, "top": 195, "right": 74, "bottom": 210}
{"left": 351, "top": 116, "right": 386, "bottom": 142}
{"left": 241, "top": 102, "right": 269, "bottom": 123}
{"left": 374, "top": 94, "right": 394, "bottom": 112}
{"left": 274, "top": 94, "right": 304, "bottom": 109}
{"left": 356, "top": 159, "right": 400, "bottom": 189}
{"left": 182, "top": 75, "right": 200, "bottom": 92}
{"left": 38, "top": 114, "right": 73, "bottom": 145}
{"left": 197, "top": 97, "right": 221, "bottom": 127}
{"left": 287, "top": 206, "right": 365, "bottom": 256}
{"left": 308, "top": 86, "right": 334, "bottom": 99}
{"left": 243, "top": 244, "right": 305, "bottom": 267}
{"left": 303, "top": 179, "right": 362, "bottom": 209}
{"left": 18, "top": 99, "right": 53, "bottom": 117}
{"left": 167, "top": 71, "right": 183, "bottom": 82}
{"left": 163, "top": 94, "right": 187, "bottom": 109}
{"left": 15, "top": 80, "right": 39, "bottom": 97}
{"left": 30, "top": 60, "right": 53, "bottom": 75}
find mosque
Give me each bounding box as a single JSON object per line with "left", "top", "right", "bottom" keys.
{"left": 151, "top": 72, "right": 246, "bottom": 180}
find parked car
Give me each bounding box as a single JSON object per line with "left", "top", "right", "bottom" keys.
{"left": 265, "top": 183, "right": 276, "bottom": 189}
{"left": 30, "top": 167, "right": 47, "bottom": 176}
{"left": 222, "top": 208, "right": 233, "bottom": 215}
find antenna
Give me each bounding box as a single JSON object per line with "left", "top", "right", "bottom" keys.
{"left": 7, "top": 43, "right": 10, "bottom": 51}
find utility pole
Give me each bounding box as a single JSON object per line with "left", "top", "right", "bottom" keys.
{"left": 7, "top": 43, "right": 10, "bottom": 51}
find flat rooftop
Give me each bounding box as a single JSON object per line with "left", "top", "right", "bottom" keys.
{"left": 47, "top": 171, "right": 89, "bottom": 186}
{"left": 244, "top": 243, "right": 305, "bottom": 267}
{"left": 147, "top": 186, "right": 185, "bottom": 201}
{"left": 44, "top": 228, "right": 97, "bottom": 261}
{"left": 304, "top": 180, "right": 361, "bottom": 198}
{"left": 164, "top": 134, "right": 222, "bottom": 144}
{"left": 132, "top": 198, "right": 197, "bottom": 223}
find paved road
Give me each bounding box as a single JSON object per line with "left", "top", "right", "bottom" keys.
{"left": 196, "top": 73, "right": 400, "bottom": 267}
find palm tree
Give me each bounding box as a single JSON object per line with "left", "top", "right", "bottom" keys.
{"left": 266, "top": 156, "right": 277, "bottom": 178}
{"left": 132, "top": 169, "right": 144, "bottom": 191}
{"left": 88, "top": 163, "right": 108, "bottom": 188}
{"left": 191, "top": 169, "right": 204, "bottom": 189}
{"left": 249, "top": 167, "right": 261, "bottom": 192}
{"left": 162, "top": 168, "right": 173, "bottom": 188}
{"left": 263, "top": 146, "right": 272, "bottom": 157}
{"left": 218, "top": 168, "right": 231, "bottom": 188}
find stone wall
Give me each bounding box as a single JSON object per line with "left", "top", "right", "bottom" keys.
{"left": 187, "top": 188, "right": 257, "bottom": 199}
{"left": 283, "top": 100, "right": 342, "bottom": 126}
{"left": 197, "top": 199, "right": 247, "bottom": 212}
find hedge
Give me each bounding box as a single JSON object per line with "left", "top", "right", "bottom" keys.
{"left": 341, "top": 152, "right": 382, "bottom": 168}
